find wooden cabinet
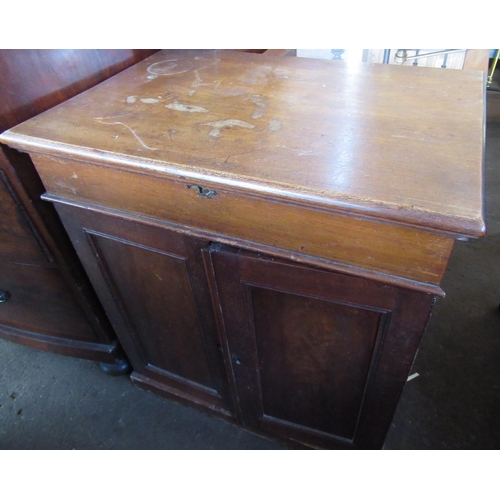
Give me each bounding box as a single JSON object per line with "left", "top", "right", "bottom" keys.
{"left": 0, "top": 50, "right": 158, "bottom": 366}
{"left": 0, "top": 50, "right": 485, "bottom": 448}
{"left": 0, "top": 145, "right": 121, "bottom": 362}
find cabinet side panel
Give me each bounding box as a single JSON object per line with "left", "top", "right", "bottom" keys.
{"left": 354, "top": 289, "right": 435, "bottom": 448}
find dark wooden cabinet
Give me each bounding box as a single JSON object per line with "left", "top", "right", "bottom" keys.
{"left": 0, "top": 50, "right": 485, "bottom": 448}
{"left": 0, "top": 147, "right": 121, "bottom": 361}
{"left": 0, "top": 49, "right": 158, "bottom": 365}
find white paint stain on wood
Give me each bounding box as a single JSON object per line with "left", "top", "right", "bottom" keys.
{"left": 221, "top": 88, "right": 248, "bottom": 97}
{"left": 141, "top": 98, "right": 160, "bottom": 104}
{"left": 147, "top": 57, "right": 220, "bottom": 77}
{"left": 95, "top": 118, "right": 159, "bottom": 151}
{"left": 268, "top": 119, "right": 282, "bottom": 132}
{"left": 188, "top": 70, "right": 208, "bottom": 97}
{"left": 165, "top": 101, "right": 209, "bottom": 113}
{"left": 148, "top": 59, "right": 194, "bottom": 76}
{"left": 250, "top": 94, "right": 268, "bottom": 119}
{"left": 54, "top": 180, "right": 77, "bottom": 195}
{"left": 126, "top": 96, "right": 137, "bottom": 104}
{"left": 159, "top": 91, "right": 174, "bottom": 101}
{"left": 202, "top": 119, "right": 255, "bottom": 137}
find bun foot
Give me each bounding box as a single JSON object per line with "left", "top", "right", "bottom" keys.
{"left": 99, "top": 358, "right": 132, "bottom": 376}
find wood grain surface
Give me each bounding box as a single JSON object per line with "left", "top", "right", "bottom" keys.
{"left": 0, "top": 49, "right": 159, "bottom": 132}
{"left": 0, "top": 49, "right": 485, "bottom": 238}
{"left": 32, "top": 154, "right": 454, "bottom": 286}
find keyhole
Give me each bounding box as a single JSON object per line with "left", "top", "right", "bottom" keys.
{"left": 233, "top": 357, "right": 242, "bottom": 365}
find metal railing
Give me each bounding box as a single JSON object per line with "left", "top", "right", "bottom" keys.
{"left": 393, "top": 49, "right": 466, "bottom": 66}
{"left": 488, "top": 49, "right": 499, "bottom": 90}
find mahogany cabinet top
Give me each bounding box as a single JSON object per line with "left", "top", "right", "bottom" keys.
{"left": 0, "top": 50, "right": 486, "bottom": 238}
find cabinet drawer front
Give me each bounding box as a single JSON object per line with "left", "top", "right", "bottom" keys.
{"left": 32, "top": 154, "right": 453, "bottom": 286}
{"left": 0, "top": 262, "right": 99, "bottom": 342}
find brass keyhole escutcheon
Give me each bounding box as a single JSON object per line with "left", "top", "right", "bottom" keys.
{"left": 188, "top": 185, "right": 217, "bottom": 199}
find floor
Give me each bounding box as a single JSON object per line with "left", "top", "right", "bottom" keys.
{"left": 1, "top": 83, "right": 500, "bottom": 451}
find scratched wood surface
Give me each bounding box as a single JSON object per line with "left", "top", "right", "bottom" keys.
{"left": 0, "top": 49, "right": 486, "bottom": 237}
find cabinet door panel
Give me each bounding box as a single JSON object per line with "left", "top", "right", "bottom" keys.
{"left": 251, "top": 287, "right": 382, "bottom": 439}
{"left": 208, "top": 246, "right": 434, "bottom": 449}
{"left": 91, "top": 235, "right": 213, "bottom": 387}
{"left": 54, "top": 204, "right": 234, "bottom": 416}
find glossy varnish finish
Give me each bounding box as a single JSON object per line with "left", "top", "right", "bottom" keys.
{"left": 0, "top": 50, "right": 486, "bottom": 448}
{"left": 2, "top": 49, "right": 485, "bottom": 237}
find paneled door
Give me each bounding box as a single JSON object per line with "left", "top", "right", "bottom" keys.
{"left": 54, "top": 204, "right": 235, "bottom": 418}
{"left": 205, "top": 245, "right": 435, "bottom": 449}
